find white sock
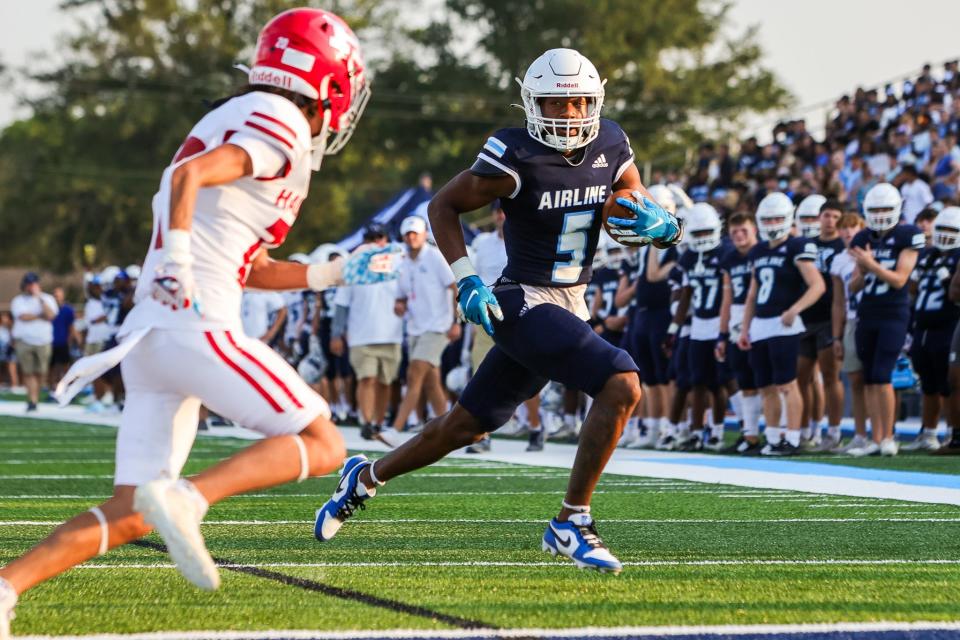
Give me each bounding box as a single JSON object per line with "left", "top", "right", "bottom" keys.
{"left": 563, "top": 413, "right": 575, "bottom": 429}
{"left": 827, "top": 425, "right": 841, "bottom": 440}
{"left": 801, "top": 422, "right": 813, "bottom": 440}
{"left": 665, "top": 422, "right": 679, "bottom": 437}
{"left": 785, "top": 429, "right": 801, "bottom": 447}
{"left": 711, "top": 422, "right": 725, "bottom": 439}
{"left": 765, "top": 426, "right": 782, "bottom": 444}
{"left": 678, "top": 421, "right": 691, "bottom": 437}
{"left": 730, "top": 391, "right": 744, "bottom": 422}
{"left": 742, "top": 395, "right": 762, "bottom": 437}
{"left": 627, "top": 416, "right": 639, "bottom": 432}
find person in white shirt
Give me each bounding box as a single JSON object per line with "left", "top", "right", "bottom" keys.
{"left": 81, "top": 276, "right": 113, "bottom": 413}
{"left": 898, "top": 164, "right": 934, "bottom": 224}
{"left": 389, "top": 215, "right": 459, "bottom": 434}
{"left": 0, "top": 10, "right": 391, "bottom": 629}
{"left": 331, "top": 225, "right": 404, "bottom": 439}
{"left": 240, "top": 291, "right": 287, "bottom": 344}
{"left": 10, "top": 272, "right": 58, "bottom": 411}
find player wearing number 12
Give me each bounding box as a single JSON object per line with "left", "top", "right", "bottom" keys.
{"left": 314, "top": 48, "right": 682, "bottom": 574}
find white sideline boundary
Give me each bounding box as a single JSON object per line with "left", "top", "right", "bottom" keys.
{"left": 16, "top": 621, "right": 960, "bottom": 639}
{"left": 2, "top": 401, "right": 960, "bottom": 505}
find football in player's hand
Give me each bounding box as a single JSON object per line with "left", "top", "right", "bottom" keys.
{"left": 602, "top": 189, "right": 642, "bottom": 247}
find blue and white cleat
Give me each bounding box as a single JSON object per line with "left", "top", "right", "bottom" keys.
{"left": 314, "top": 454, "right": 376, "bottom": 542}
{"left": 542, "top": 513, "right": 622, "bottom": 574}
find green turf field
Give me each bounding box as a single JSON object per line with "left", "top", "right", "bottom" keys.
{"left": 1, "top": 415, "right": 959, "bottom": 637}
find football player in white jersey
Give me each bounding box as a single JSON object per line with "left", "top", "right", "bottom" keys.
{"left": 0, "top": 8, "right": 385, "bottom": 635}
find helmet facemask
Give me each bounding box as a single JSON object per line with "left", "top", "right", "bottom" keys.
{"left": 934, "top": 224, "right": 960, "bottom": 250}
{"left": 797, "top": 215, "right": 821, "bottom": 238}
{"left": 519, "top": 86, "right": 605, "bottom": 152}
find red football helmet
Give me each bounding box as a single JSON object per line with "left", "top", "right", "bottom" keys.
{"left": 249, "top": 8, "right": 370, "bottom": 166}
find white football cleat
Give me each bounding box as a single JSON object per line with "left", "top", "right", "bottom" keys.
{"left": 134, "top": 478, "right": 220, "bottom": 591}
{"left": 847, "top": 441, "right": 881, "bottom": 458}
{"left": 880, "top": 438, "right": 899, "bottom": 457}
{"left": 901, "top": 431, "right": 940, "bottom": 451}
{"left": 0, "top": 577, "right": 17, "bottom": 640}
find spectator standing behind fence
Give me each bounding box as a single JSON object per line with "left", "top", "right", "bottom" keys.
{"left": 11, "top": 272, "right": 57, "bottom": 411}
{"left": 331, "top": 224, "right": 403, "bottom": 440}
{"left": 49, "top": 287, "right": 77, "bottom": 389}
{"left": 389, "top": 215, "right": 459, "bottom": 435}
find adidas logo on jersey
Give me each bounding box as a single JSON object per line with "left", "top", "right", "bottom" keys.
{"left": 592, "top": 154, "right": 608, "bottom": 168}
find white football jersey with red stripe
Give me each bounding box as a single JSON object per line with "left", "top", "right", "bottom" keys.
{"left": 121, "top": 91, "right": 313, "bottom": 335}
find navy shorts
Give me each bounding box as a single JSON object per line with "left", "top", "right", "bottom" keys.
{"left": 672, "top": 336, "right": 692, "bottom": 390}
{"left": 749, "top": 335, "right": 800, "bottom": 388}
{"left": 856, "top": 319, "right": 908, "bottom": 385}
{"left": 319, "top": 319, "right": 353, "bottom": 380}
{"left": 910, "top": 327, "right": 952, "bottom": 396}
{"left": 688, "top": 338, "right": 723, "bottom": 388}
{"left": 628, "top": 307, "right": 671, "bottom": 386}
{"left": 727, "top": 341, "right": 756, "bottom": 391}
{"left": 459, "top": 284, "right": 639, "bottom": 430}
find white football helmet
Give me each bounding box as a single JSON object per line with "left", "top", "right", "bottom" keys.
{"left": 517, "top": 48, "right": 605, "bottom": 152}
{"left": 863, "top": 182, "right": 902, "bottom": 232}
{"left": 100, "top": 265, "right": 121, "bottom": 284}
{"left": 756, "top": 192, "right": 795, "bottom": 242}
{"left": 288, "top": 252, "right": 311, "bottom": 264}
{"left": 445, "top": 365, "right": 470, "bottom": 395}
{"left": 310, "top": 243, "right": 348, "bottom": 263}
{"left": 125, "top": 264, "right": 142, "bottom": 281}
{"left": 796, "top": 194, "right": 826, "bottom": 238}
{"left": 684, "top": 203, "right": 722, "bottom": 253}
{"left": 646, "top": 184, "right": 678, "bottom": 215}
{"left": 667, "top": 184, "right": 694, "bottom": 211}
{"left": 933, "top": 206, "right": 960, "bottom": 251}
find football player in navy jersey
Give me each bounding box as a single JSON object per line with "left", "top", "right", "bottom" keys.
{"left": 660, "top": 254, "right": 695, "bottom": 450}
{"left": 847, "top": 183, "right": 924, "bottom": 457}
{"left": 314, "top": 48, "right": 681, "bottom": 574}
{"left": 669, "top": 204, "right": 729, "bottom": 450}
{"left": 904, "top": 207, "right": 960, "bottom": 451}
{"left": 795, "top": 196, "right": 846, "bottom": 451}
{"left": 615, "top": 183, "right": 679, "bottom": 448}
{"left": 717, "top": 213, "right": 762, "bottom": 454}
{"left": 738, "top": 193, "right": 825, "bottom": 456}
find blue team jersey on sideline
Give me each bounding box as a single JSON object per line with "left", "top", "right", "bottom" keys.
{"left": 913, "top": 247, "right": 960, "bottom": 330}
{"left": 720, "top": 247, "right": 753, "bottom": 306}
{"left": 851, "top": 225, "right": 925, "bottom": 322}
{"left": 679, "top": 246, "right": 726, "bottom": 320}
{"left": 587, "top": 266, "right": 621, "bottom": 320}
{"left": 801, "top": 236, "right": 845, "bottom": 324}
{"left": 747, "top": 237, "right": 817, "bottom": 318}
{"left": 470, "top": 119, "right": 634, "bottom": 287}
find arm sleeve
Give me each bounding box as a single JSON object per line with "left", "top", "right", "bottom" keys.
{"left": 469, "top": 134, "right": 521, "bottom": 199}
{"left": 227, "top": 132, "right": 290, "bottom": 180}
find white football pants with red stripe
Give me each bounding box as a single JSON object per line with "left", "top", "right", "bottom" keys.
{"left": 114, "top": 328, "right": 328, "bottom": 486}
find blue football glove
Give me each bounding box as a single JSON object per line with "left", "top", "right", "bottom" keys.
{"left": 342, "top": 243, "right": 404, "bottom": 286}
{"left": 457, "top": 275, "right": 503, "bottom": 337}
{"left": 607, "top": 191, "right": 683, "bottom": 248}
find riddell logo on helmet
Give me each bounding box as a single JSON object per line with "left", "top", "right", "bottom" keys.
{"left": 556, "top": 82, "right": 579, "bottom": 88}
{"left": 249, "top": 68, "right": 294, "bottom": 89}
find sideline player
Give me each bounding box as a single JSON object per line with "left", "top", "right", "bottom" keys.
{"left": 717, "top": 213, "right": 762, "bottom": 453}
{"left": 795, "top": 196, "right": 845, "bottom": 450}
{"left": 314, "top": 48, "right": 682, "bottom": 574}
{"left": 904, "top": 207, "right": 960, "bottom": 451}
{"left": 738, "top": 193, "right": 825, "bottom": 456}
{"left": 848, "top": 184, "right": 923, "bottom": 456}
{"left": 0, "top": 9, "right": 387, "bottom": 635}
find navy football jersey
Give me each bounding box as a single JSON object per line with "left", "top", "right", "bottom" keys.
{"left": 748, "top": 237, "right": 817, "bottom": 319}
{"left": 471, "top": 119, "right": 634, "bottom": 287}
{"left": 913, "top": 247, "right": 960, "bottom": 330}
{"left": 800, "top": 236, "right": 845, "bottom": 324}
{"left": 588, "top": 266, "right": 622, "bottom": 320}
{"left": 630, "top": 245, "right": 678, "bottom": 311}
{"left": 679, "top": 247, "right": 725, "bottom": 320}
{"left": 720, "top": 247, "right": 753, "bottom": 306}
{"left": 851, "top": 225, "right": 925, "bottom": 322}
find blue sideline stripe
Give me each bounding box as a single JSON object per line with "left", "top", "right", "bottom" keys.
{"left": 627, "top": 455, "right": 960, "bottom": 490}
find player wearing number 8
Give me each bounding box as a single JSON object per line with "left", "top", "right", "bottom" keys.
{"left": 312, "top": 48, "right": 682, "bottom": 574}
{"left": 738, "top": 193, "right": 825, "bottom": 456}
{"left": 848, "top": 183, "right": 924, "bottom": 456}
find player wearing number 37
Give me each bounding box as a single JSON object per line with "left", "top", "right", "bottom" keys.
{"left": 314, "top": 48, "right": 682, "bottom": 574}
{"left": 0, "top": 8, "right": 398, "bottom": 634}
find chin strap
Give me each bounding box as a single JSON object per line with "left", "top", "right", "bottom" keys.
{"left": 310, "top": 75, "right": 334, "bottom": 171}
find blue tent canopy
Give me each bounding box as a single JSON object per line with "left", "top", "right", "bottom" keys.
{"left": 336, "top": 186, "right": 478, "bottom": 250}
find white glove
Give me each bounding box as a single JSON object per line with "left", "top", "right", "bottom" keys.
{"left": 151, "top": 229, "right": 201, "bottom": 315}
